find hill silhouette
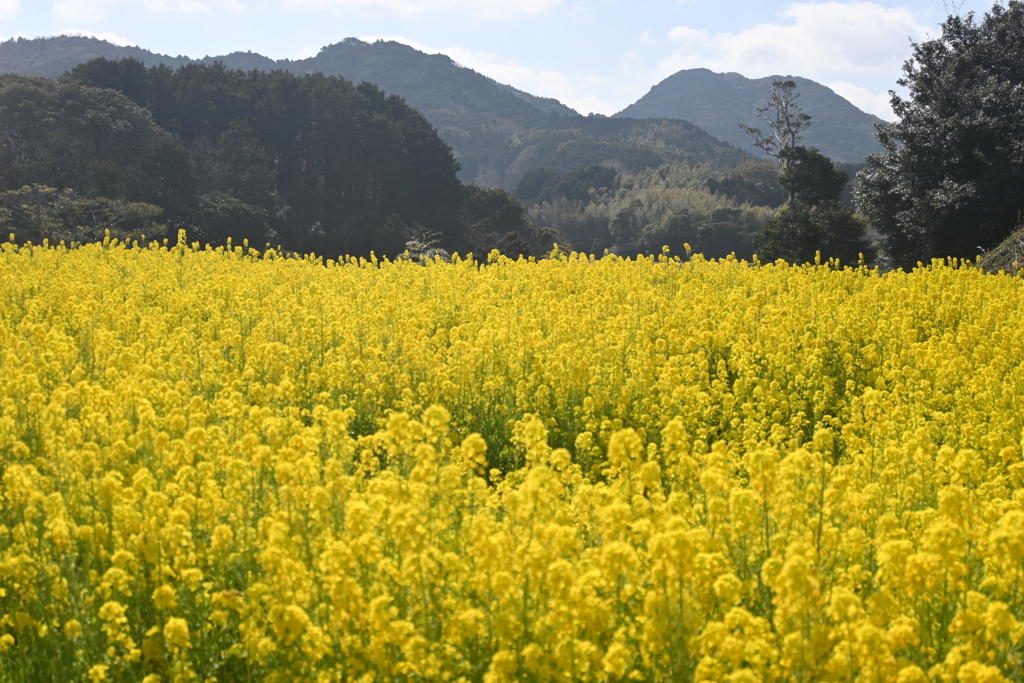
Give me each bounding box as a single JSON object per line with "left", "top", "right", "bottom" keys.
{"left": 0, "top": 36, "right": 753, "bottom": 187}
{"left": 616, "top": 68, "right": 884, "bottom": 163}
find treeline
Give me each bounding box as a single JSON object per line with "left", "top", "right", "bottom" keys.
{"left": 519, "top": 1, "right": 1024, "bottom": 269}
{"left": 857, "top": 1, "right": 1024, "bottom": 269}
{"left": 515, "top": 162, "right": 777, "bottom": 258}
{"left": 6, "top": 0, "right": 1023, "bottom": 269}
{"left": 0, "top": 59, "right": 546, "bottom": 259}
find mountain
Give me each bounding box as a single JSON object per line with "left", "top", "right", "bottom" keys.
{"left": 0, "top": 36, "right": 750, "bottom": 188}
{"left": 1, "top": 38, "right": 884, "bottom": 182}
{"left": 616, "top": 68, "right": 884, "bottom": 163}
{"left": 0, "top": 35, "right": 193, "bottom": 77}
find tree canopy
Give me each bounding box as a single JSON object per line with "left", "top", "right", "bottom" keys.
{"left": 778, "top": 146, "right": 849, "bottom": 209}
{"left": 0, "top": 59, "right": 467, "bottom": 258}
{"left": 856, "top": 1, "right": 1024, "bottom": 269}
{"left": 754, "top": 146, "right": 874, "bottom": 265}
{"left": 0, "top": 184, "right": 165, "bottom": 245}
{"left": 0, "top": 74, "right": 168, "bottom": 200}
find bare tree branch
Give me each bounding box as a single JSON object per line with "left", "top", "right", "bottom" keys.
{"left": 739, "top": 80, "right": 812, "bottom": 164}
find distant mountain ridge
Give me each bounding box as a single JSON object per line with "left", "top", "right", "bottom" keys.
{"left": 0, "top": 35, "right": 753, "bottom": 187}
{"left": 0, "top": 35, "right": 195, "bottom": 76}
{"left": 0, "top": 36, "right": 882, "bottom": 183}
{"left": 616, "top": 68, "right": 884, "bottom": 163}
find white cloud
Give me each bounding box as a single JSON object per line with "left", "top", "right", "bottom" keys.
{"left": 51, "top": 0, "right": 110, "bottom": 22}
{"left": 663, "top": 2, "right": 928, "bottom": 85}
{"left": 284, "top": 0, "right": 561, "bottom": 19}
{"left": 0, "top": 0, "right": 18, "bottom": 22}
{"left": 59, "top": 28, "right": 137, "bottom": 45}
{"left": 145, "top": 0, "right": 248, "bottom": 12}
{"left": 51, "top": 0, "right": 243, "bottom": 20}
{"left": 827, "top": 80, "right": 896, "bottom": 120}
{"left": 143, "top": 0, "right": 213, "bottom": 11}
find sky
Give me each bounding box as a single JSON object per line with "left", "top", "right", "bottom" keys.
{"left": 0, "top": 0, "right": 1001, "bottom": 120}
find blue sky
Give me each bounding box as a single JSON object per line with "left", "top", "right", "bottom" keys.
{"left": 0, "top": 0, "right": 1000, "bottom": 120}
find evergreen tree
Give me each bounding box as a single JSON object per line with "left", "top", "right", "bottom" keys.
{"left": 856, "top": 1, "right": 1024, "bottom": 268}
{"left": 740, "top": 81, "right": 873, "bottom": 265}
{"left": 756, "top": 146, "right": 874, "bottom": 264}
{"left": 25, "top": 60, "right": 469, "bottom": 256}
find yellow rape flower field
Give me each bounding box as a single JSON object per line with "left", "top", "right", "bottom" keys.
{"left": 1, "top": 233, "right": 1024, "bottom": 683}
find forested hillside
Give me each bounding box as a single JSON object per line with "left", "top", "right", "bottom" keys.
{"left": 514, "top": 160, "right": 779, "bottom": 258}
{"left": 617, "top": 68, "right": 883, "bottom": 163}
{"left": 0, "top": 49, "right": 886, "bottom": 266}
{"left": 0, "top": 36, "right": 752, "bottom": 189}
{"left": 0, "top": 64, "right": 465, "bottom": 258}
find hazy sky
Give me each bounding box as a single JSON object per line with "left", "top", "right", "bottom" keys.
{"left": 0, "top": 0, "right": 1000, "bottom": 120}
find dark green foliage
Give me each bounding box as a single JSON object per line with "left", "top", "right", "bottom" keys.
{"left": 212, "top": 120, "right": 276, "bottom": 208}
{"left": 0, "top": 74, "right": 169, "bottom": 198}
{"left": 756, "top": 201, "right": 874, "bottom": 265}
{"left": 618, "top": 205, "right": 759, "bottom": 260}
{"left": 639, "top": 209, "right": 697, "bottom": 256}
{"left": 0, "top": 184, "right": 166, "bottom": 244}
{"left": 696, "top": 208, "right": 757, "bottom": 259}
{"left": 513, "top": 169, "right": 560, "bottom": 205}
{"left": 834, "top": 161, "right": 866, "bottom": 209}
{"left": 705, "top": 159, "right": 786, "bottom": 208}
{"left": 856, "top": 1, "right": 1024, "bottom": 269}
{"left": 609, "top": 199, "right": 645, "bottom": 248}
{"left": 192, "top": 193, "right": 273, "bottom": 249}
{"left": 460, "top": 184, "right": 555, "bottom": 258}
{"left": 496, "top": 231, "right": 534, "bottom": 259}
{"left": 515, "top": 165, "right": 618, "bottom": 206}
{"left": 755, "top": 147, "right": 874, "bottom": 265}
{"left": 462, "top": 185, "right": 527, "bottom": 243}
{"left": 779, "top": 146, "right": 849, "bottom": 208}
{"left": 1, "top": 59, "right": 464, "bottom": 256}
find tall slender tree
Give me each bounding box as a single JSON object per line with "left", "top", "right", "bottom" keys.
{"left": 743, "top": 82, "right": 873, "bottom": 264}
{"left": 740, "top": 80, "right": 812, "bottom": 169}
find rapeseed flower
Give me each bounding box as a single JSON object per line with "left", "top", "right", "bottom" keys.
{"left": 0, "top": 237, "right": 1022, "bottom": 680}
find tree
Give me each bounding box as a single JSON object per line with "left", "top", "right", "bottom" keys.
{"left": 778, "top": 146, "right": 849, "bottom": 209}
{"left": 695, "top": 208, "right": 756, "bottom": 260}
{"left": 856, "top": 1, "right": 1024, "bottom": 269}
{"left": 609, "top": 199, "right": 645, "bottom": 251}
{"left": 705, "top": 159, "right": 786, "bottom": 209}
{"left": 756, "top": 201, "right": 875, "bottom": 265}
{"left": 740, "top": 79, "right": 873, "bottom": 265}
{"left": 65, "top": 60, "right": 465, "bottom": 257}
{"left": 739, "top": 80, "right": 812, "bottom": 166}
{"left": 0, "top": 184, "right": 166, "bottom": 244}
{"left": 639, "top": 209, "right": 697, "bottom": 257}
{"left": 461, "top": 185, "right": 530, "bottom": 257}
{"left": 0, "top": 74, "right": 170, "bottom": 199}
{"left": 755, "top": 147, "right": 874, "bottom": 264}
{"left": 192, "top": 193, "right": 274, "bottom": 248}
